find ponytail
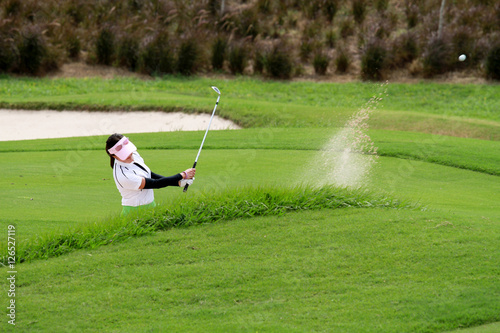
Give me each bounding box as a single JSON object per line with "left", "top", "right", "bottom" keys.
{"left": 106, "top": 133, "right": 124, "bottom": 169}
{"left": 109, "top": 156, "right": 115, "bottom": 169}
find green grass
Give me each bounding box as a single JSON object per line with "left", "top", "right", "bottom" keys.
{"left": 368, "top": 156, "right": 500, "bottom": 218}
{"left": 0, "top": 77, "right": 499, "bottom": 332}
{"left": 1, "top": 128, "right": 498, "bottom": 174}
{"left": 7, "top": 185, "right": 409, "bottom": 263}
{"left": 1, "top": 76, "right": 499, "bottom": 120}
{"left": 8, "top": 208, "right": 499, "bottom": 332}
{"left": 372, "top": 130, "right": 500, "bottom": 176}
{"left": 1, "top": 129, "right": 499, "bottom": 244}
{"left": 0, "top": 76, "right": 499, "bottom": 139}
{"left": 446, "top": 322, "right": 500, "bottom": 333}
{"left": 0, "top": 128, "right": 498, "bottom": 240}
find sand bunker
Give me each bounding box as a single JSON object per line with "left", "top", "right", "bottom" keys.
{"left": 0, "top": 109, "right": 240, "bottom": 141}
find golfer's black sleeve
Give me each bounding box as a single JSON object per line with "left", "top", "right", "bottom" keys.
{"left": 143, "top": 174, "right": 183, "bottom": 189}
{"left": 150, "top": 171, "right": 164, "bottom": 179}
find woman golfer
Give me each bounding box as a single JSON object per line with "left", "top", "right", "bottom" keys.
{"left": 106, "top": 133, "right": 195, "bottom": 216}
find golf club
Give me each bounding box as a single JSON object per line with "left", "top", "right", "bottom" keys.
{"left": 183, "top": 86, "right": 221, "bottom": 192}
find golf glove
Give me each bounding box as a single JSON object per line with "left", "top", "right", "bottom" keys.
{"left": 179, "top": 177, "right": 194, "bottom": 187}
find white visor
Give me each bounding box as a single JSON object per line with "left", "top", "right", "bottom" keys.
{"left": 108, "top": 137, "right": 137, "bottom": 160}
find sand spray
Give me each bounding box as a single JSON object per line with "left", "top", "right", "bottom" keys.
{"left": 305, "top": 83, "right": 388, "bottom": 188}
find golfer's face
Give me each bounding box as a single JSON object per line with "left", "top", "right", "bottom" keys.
{"left": 122, "top": 152, "right": 134, "bottom": 163}
{"left": 114, "top": 152, "right": 134, "bottom": 163}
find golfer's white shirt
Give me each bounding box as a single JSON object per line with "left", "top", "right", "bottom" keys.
{"left": 113, "top": 152, "right": 154, "bottom": 207}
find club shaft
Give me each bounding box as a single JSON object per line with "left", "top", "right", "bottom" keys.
{"left": 194, "top": 95, "right": 220, "bottom": 163}
{"left": 184, "top": 94, "right": 220, "bottom": 192}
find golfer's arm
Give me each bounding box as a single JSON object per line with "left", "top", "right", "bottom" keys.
{"left": 139, "top": 174, "right": 183, "bottom": 189}
{"left": 150, "top": 171, "right": 164, "bottom": 179}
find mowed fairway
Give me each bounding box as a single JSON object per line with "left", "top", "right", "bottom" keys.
{"left": 0, "top": 77, "right": 499, "bottom": 332}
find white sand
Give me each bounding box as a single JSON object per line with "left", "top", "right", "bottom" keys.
{"left": 0, "top": 109, "right": 240, "bottom": 141}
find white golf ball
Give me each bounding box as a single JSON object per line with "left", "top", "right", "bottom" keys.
{"left": 459, "top": 54, "right": 466, "bottom": 62}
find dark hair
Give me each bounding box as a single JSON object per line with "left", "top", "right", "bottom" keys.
{"left": 106, "top": 133, "right": 124, "bottom": 168}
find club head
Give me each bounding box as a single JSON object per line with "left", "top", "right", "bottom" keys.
{"left": 211, "top": 86, "right": 221, "bottom": 95}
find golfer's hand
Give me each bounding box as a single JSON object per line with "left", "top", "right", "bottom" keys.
{"left": 179, "top": 178, "right": 194, "bottom": 187}
{"left": 182, "top": 168, "right": 196, "bottom": 179}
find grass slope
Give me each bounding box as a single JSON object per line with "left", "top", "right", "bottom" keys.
{"left": 7, "top": 208, "right": 499, "bottom": 332}
{"left": 1, "top": 129, "right": 499, "bottom": 243}
{"left": 1, "top": 77, "right": 499, "bottom": 120}
{"left": 0, "top": 78, "right": 499, "bottom": 332}
{"left": 0, "top": 76, "right": 498, "bottom": 139}
{"left": 1, "top": 128, "right": 499, "bottom": 240}
{"left": 1, "top": 128, "right": 498, "bottom": 174}
{"left": 7, "top": 185, "right": 409, "bottom": 263}
{"left": 446, "top": 322, "right": 500, "bottom": 333}
{"left": 1, "top": 130, "right": 498, "bottom": 332}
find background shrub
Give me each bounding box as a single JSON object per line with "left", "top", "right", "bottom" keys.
{"left": 0, "top": 34, "right": 18, "bottom": 72}
{"left": 352, "top": 0, "right": 367, "bottom": 25}
{"left": 299, "top": 39, "right": 314, "bottom": 62}
{"left": 422, "top": 35, "right": 453, "bottom": 77}
{"left": 469, "top": 37, "right": 490, "bottom": 68}
{"left": 65, "top": 0, "right": 86, "bottom": 26}
{"left": 340, "top": 18, "right": 355, "bottom": 39}
{"left": 238, "top": 8, "right": 260, "bottom": 39}
{"left": 228, "top": 42, "right": 247, "bottom": 74}
{"left": 257, "top": 0, "right": 272, "bottom": 14}
{"left": 211, "top": 37, "right": 227, "bottom": 71}
{"left": 375, "top": 0, "right": 389, "bottom": 13}
{"left": 254, "top": 49, "right": 266, "bottom": 74}
{"left": 266, "top": 44, "right": 294, "bottom": 79}
{"left": 116, "top": 36, "right": 139, "bottom": 71}
{"left": 0, "top": 0, "right": 497, "bottom": 79}
{"left": 208, "top": 0, "right": 222, "bottom": 16}
{"left": 18, "top": 26, "right": 47, "bottom": 75}
{"left": 313, "top": 51, "right": 329, "bottom": 75}
{"left": 177, "top": 38, "right": 199, "bottom": 76}
{"left": 324, "top": 0, "right": 339, "bottom": 22}
{"left": 66, "top": 32, "right": 81, "bottom": 60}
{"left": 485, "top": 43, "right": 500, "bottom": 80}
{"left": 302, "top": 1, "right": 321, "bottom": 20}
{"left": 128, "top": 0, "right": 143, "bottom": 12}
{"left": 303, "top": 21, "right": 323, "bottom": 40}
{"left": 325, "top": 29, "right": 337, "bottom": 48}
{"left": 335, "top": 47, "right": 350, "bottom": 73}
{"left": 390, "top": 32, "right": 418, "bottom": 68}
{"left": 139, "top": 33, "right": 174, "bottom": 76}
{"left": 95, "top": 27, "right": 114, "bottom": 66}
{"left": 361, "top": 38, "right": 386, "bottom": 81}
{"left": 41, "top": 47, "right": 61, "bottom": 73}
{"left": 4, "top": 0, "right": 22, "bottom": 17}
{"left": 405, "top": 3, "right": 419, "bottom": 29}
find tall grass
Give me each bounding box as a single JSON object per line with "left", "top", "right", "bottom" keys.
{"left": 148, "top": 185, "right": 409, "bottom": 228}
{"left": 4, "top": 185, "right": 412, "bottom": 264}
